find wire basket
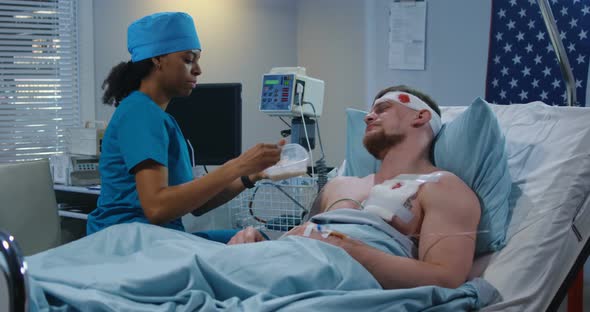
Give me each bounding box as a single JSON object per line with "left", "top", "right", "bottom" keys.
{"left": 231, "top": 176, "right": 317, "bottom": 236}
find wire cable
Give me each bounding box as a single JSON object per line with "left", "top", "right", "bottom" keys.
{"left": 303, "top": 101, "right": 325, "bottom": 161}
{"left": 326, "top": 198, "right": 364, "bottom": 211}
{"left": 279, "top": 116, "right": 291, "bottom": 128}
{"left": 302, "top": 101, "right": 328, "bottom": 191}
{"left": 297, "top": 83, "right": 315, "bottom": 180}
{"left": 186, "top": 139, "right": 196, "bottom": 167}
{"left": 247, "top": 181, "right": 308, "bottom": 224}
{"left": 299, "top": 109, "right": 315, "bottom": 178}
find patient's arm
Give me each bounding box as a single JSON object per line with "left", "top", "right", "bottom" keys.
{"left": 288, "top": 174, "right": 480, "bottom": 289}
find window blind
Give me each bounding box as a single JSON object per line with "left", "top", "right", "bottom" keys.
{"left": 0, "top": 0, "right": 79, "bottom": 162}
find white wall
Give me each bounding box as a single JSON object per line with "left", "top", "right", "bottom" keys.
{"left": 92, "top": 0, "right": 298, "bottom": 152}
{"left": 367, "top": 0, "right": 492, "bottom": 107}
{"left": 297, "top": 0, "right": 367, "bottom": 167}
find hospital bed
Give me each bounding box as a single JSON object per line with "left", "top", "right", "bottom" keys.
{"left": 444, "top": 102, "right": 590, "bottom": 312}
{"left": 2, "top": 99, "right": 589, "bottom": 312}
{"left": 480, "top": 0, "right": 588, "bottom": 309}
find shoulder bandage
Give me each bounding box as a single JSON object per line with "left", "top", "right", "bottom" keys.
{"left": 363, "top": 172, "right": 443, "bottom": 223}
{"left": 376, "top": 91, "right": 442, "bottom": 137}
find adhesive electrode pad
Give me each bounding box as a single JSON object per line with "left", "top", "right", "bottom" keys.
{"left": 363, "top": 172, "right": 443, "bottom": 223}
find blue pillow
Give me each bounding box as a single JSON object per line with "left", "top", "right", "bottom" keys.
{"left": 343, "top": 98, "right": 512, "bottom": 256}
{"left": 343, "top": 108, "right": 381, "bottom": 177}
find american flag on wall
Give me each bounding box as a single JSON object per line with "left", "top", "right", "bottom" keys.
{"left": 486, "top": 0, "right": 589, "bottom": 106}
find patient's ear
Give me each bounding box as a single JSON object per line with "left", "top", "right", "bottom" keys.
{"left": 412, "top": 109, "right": 431, "bottom": 128}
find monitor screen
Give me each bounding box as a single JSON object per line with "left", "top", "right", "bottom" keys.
{"left": 166, "top": 83, "right": 242, "bottom": 166}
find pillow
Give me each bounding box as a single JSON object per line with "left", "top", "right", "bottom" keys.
{"left": 433, "top": 97, "right": 512, "bottom": 255}
{"left": 343, "top": 97, "right": 512, "bottom": 256}
{"left": 343, "top": 108, "right": 380, "bottom": 177}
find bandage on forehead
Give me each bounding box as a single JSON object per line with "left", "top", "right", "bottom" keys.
{"left": 376, "top": 91, "right": 442, "bottom": 137}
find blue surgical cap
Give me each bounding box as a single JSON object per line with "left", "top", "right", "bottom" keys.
{"left": 127, "top": 12, "right": 201, "bottom": 62}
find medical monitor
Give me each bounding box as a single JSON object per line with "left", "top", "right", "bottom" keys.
{"left": 259, "top": 67, "right": 324, "bottom": 117}
{"left": 166, "top": 83, "right": 242, "bottom": 166}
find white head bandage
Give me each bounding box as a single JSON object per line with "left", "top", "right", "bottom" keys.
{"left": 376, "top": 91, "right": 442, "bottom": 137}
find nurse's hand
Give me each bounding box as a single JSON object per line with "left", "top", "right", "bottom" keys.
{"left": 233, "top": 139, "right": 285, "bottom": 176}
{"left": 227, "top": 226, "right": 267, "bottom": 245}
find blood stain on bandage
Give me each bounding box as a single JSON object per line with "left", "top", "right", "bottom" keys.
{"left": 398, "top": 93, "right": 410, "bottom": 104}
{"left": 392, "top": 182, "right": 403, "bottom": 189}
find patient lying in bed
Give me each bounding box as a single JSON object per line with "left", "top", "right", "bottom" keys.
{"left": 231, "top": 85, "right": 480, "bottom": 290}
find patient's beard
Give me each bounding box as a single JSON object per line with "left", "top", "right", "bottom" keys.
{"left": 363, "top": 131, "right": 406, "bottom": 160}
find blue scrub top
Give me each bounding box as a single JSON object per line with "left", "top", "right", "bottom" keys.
{"left": 87, "top": 91, "right": 194, "bottom": 235}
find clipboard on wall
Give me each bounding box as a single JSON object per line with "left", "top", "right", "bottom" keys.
{"left": 389, "top": 0, "right": 427, "bottom": 70}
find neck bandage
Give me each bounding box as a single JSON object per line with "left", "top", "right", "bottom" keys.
{"left": 376, "top": 91, "right": 442, "bottom": 137}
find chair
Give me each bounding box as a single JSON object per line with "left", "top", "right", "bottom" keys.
{"left": 0, "top": 159, "right": 61, "bottom": 256}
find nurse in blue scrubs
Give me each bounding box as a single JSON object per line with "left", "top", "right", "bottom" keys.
{"left": 87, "top": 12, "right": 282, "bottom": 236}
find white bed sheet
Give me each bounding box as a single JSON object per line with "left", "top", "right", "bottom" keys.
{"left": 441, "top": 102, "right": 590, "bottom": 311}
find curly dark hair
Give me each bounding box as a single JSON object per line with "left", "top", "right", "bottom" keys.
{"left": 373, "top": 85, "right": 440, "bottom": 117}
{"left": 101, "top": 59, "right": 154, "bottom": 106}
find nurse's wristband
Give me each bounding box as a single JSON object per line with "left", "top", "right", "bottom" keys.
{"left": 241, "top": 175, "right": 256, "bottom": 189}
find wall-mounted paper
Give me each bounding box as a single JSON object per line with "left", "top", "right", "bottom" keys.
{"left": 389, "top": 1, "right": 427, "bottom": 70}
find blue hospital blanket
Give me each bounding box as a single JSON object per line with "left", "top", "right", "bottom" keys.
{"left": 26, "top": 222, "right": 498, "bottom": 311}
{"left": 310, "top": 208, "right": 418, "bottom": 258}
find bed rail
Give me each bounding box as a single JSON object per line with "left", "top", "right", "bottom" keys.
{"left": 537, "top": 1, "right": 583, "bottom": 309}
{"left": 537, "top": 0, "right": 577, "bottom": 106}
{"left": 0, "top": 230, "right": 28, "bottom": 312}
